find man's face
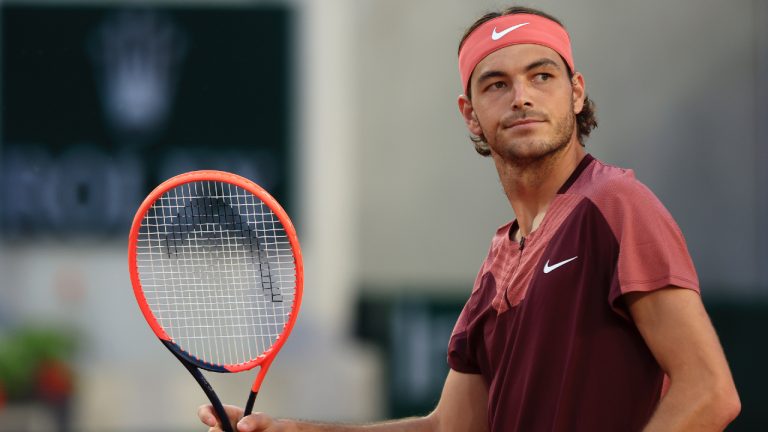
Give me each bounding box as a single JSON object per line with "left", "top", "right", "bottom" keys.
{"left": 459, "top": 44, "right": 585, "bottom": 163}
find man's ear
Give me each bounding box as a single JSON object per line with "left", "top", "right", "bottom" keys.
{"left": 571, "top": 72, "right": 586, "bottom": 114}
{"left": 458, "top": 94, "right": 483, "bottom": 136}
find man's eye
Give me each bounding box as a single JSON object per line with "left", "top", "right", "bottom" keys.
{"left": 534, "top": 73, "right": 552, "bottom": 82}
{"left": 489, "top": 81, "right": 506, "bottom": 90}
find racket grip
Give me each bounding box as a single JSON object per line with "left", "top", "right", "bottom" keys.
{"left": 244, "top": 390, "right": 258, "bottom": 416}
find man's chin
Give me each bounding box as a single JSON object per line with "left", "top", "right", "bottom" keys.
{"left": 499, "top": 141, "right": 549, "bottom": 157}
{"left": 496, "top": 140, "right": 567, "bottom": 165}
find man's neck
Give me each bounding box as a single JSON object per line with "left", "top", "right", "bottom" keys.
{"left": 493, "top": 140, "right": 586, "bottom": 240}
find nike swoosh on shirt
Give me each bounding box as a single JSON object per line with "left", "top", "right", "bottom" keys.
{"left": 491, "top": 23, "right": 530, "bottom": 41}
{"left": 543, "top": 256, "right": 578, "bottom": 274}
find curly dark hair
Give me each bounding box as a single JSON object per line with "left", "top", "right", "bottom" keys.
{"left": 459, "top": 6, "right": 598, "bottom": 156}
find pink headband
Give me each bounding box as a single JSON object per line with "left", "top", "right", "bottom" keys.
{"left": 458, "top": 14, "right": 575, "bottom": 93}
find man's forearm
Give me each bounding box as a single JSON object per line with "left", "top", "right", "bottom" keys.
{"left": 229, "top": 370, "right": 486, "bottom": 432}
{"left": 642, "top": 381, "right": 740, "bottom": 431}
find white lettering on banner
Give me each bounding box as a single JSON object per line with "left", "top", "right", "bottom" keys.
{"left": 0, "top": 144, "right": 275, "bottom": 236}
{"left": 1, "top": 145, "right": 143, "bottom": 234}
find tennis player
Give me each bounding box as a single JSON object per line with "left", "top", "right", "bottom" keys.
{"left": 199, "top": 6, "right": 740, "bottom": 431}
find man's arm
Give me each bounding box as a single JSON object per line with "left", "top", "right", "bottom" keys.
{"left": 198, "top": 370, "right": 488, "bottom": 432}
{"left": 625, "top": 287, "right": 740, "bottom": 431}
{"left": 429, "top": 369, "right": 489, "bottom": 432}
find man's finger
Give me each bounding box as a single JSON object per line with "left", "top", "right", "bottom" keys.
{"left": 198, "top": 404, "right": 244, "bottom": 429}
{"left": 198, "top": 404, "right": 217, "bottom": 426}
{"left": 237, "top": 412, "right": 274, "bottom": 432}
{"left": 222, "top": 404, "right": 245, "bottom": 424}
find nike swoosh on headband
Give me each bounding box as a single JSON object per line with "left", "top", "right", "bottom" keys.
{"left": 491, "top": 22, "right": 530, "bottom": 41}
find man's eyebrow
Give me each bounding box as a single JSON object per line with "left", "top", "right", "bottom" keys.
{"left": 525, "top": 58, "right": 561, "bottom": 72}
{"left": 476, "top": 70, "right": 508, "bottom": 85}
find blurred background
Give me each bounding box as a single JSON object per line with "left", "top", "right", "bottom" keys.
{"left": 0, "top": 0, "right": 765, "bottom": 430}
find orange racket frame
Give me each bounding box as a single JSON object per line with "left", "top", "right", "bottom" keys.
{"left": 128, "top": 170, "right": 303, "bottom": 429}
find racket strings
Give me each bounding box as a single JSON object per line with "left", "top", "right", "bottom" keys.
{"left": 136, "top": 180, "right": 296, "bottom": 367}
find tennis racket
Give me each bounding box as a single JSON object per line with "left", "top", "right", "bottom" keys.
{"left": 127, "top": 170, "right": 303, "bottom": 431}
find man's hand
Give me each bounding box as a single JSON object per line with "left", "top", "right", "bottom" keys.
{"left": 198, "top": 404, "right": 287, "bottom": 432}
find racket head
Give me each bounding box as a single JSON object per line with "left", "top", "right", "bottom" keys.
{"left": 128, "top": 170, "right": 303, "bottom": 373}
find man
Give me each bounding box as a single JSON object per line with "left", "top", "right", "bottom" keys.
{"left": 199, "top": 6, "right": 740, "bottom": 431}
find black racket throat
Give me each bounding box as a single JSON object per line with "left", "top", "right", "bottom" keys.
{"left": 161, "top": 340, "right": 234, "bottom": 432}
{"left": 161, "top": 339, "right": 260, "bottom": 432}
{"left": 244, "top": 390, "right": 258, "bottom": 417}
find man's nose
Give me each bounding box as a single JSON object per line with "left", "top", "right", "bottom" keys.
{"left": 510, "top": 81, "right": 533, "bottom": 110}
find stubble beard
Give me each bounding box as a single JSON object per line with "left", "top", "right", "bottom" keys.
{"left": 491, "top": 108, "right": 576, "bottom": 170}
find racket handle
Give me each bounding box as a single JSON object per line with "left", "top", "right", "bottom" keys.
{"left": 244, "top": 390, "right": 258, "bottom": 416}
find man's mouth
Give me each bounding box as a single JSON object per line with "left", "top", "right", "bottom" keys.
{"left": 507, "top": 118, "right": 544, "bottom": 129}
